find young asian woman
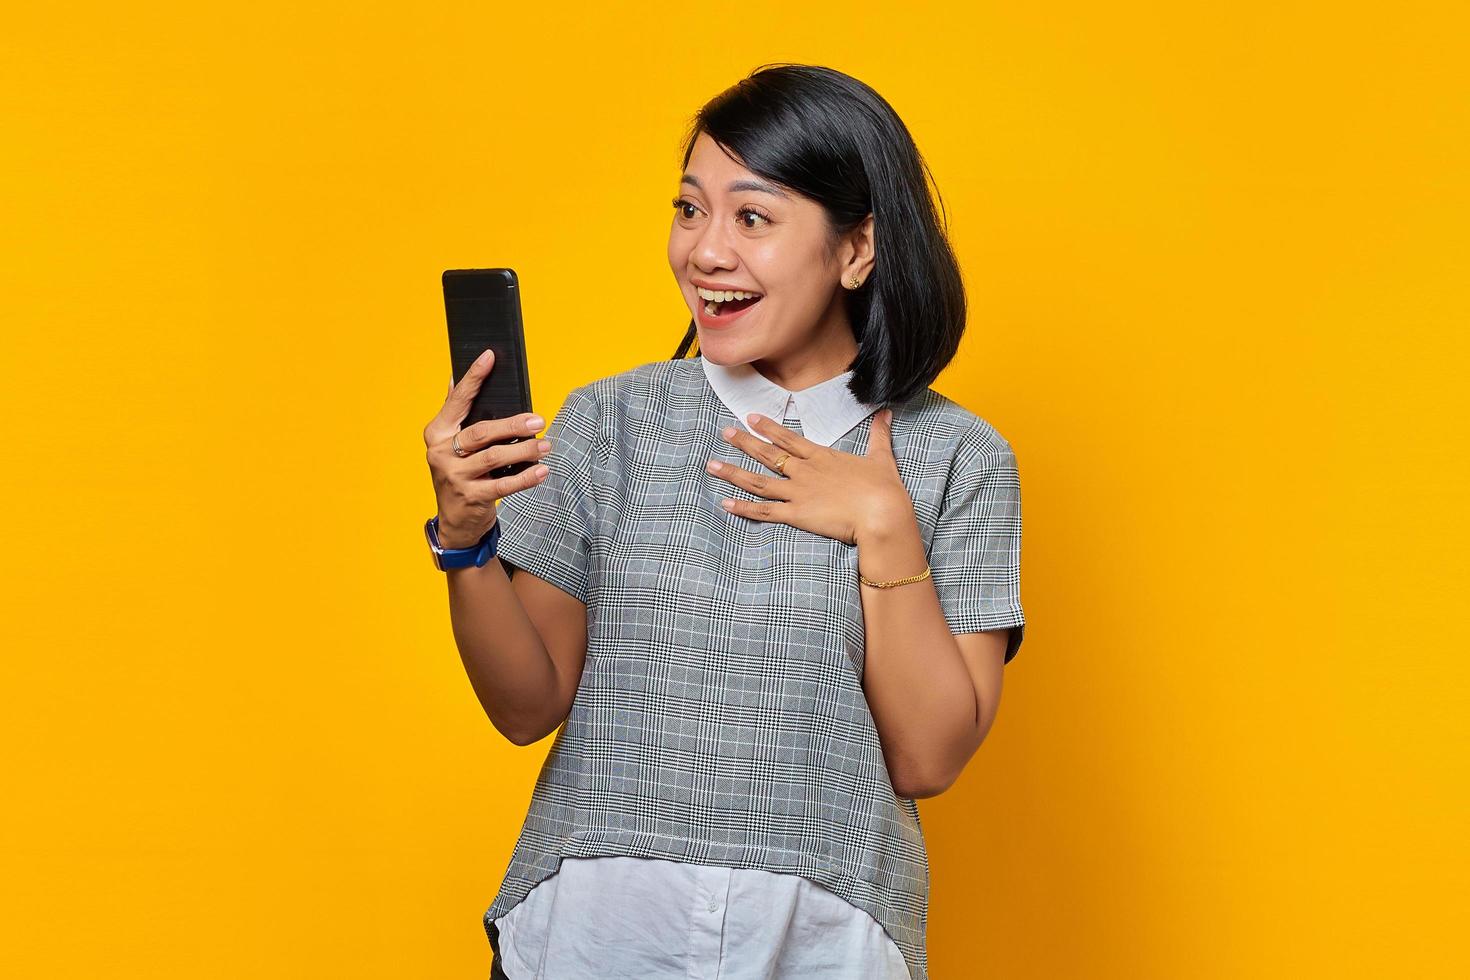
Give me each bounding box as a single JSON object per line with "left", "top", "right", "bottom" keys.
{"left": 462, "top": 64, "right": 1026, "bottom": 980}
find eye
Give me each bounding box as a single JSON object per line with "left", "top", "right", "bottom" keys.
{"left": 737, "top": 205, "right": 772, "bottom": 230}
{"left": 672, "top": 197, "right": 700, "bottom": 220}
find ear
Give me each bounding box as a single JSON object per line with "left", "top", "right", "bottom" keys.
{"left": 844, "top": 213, "right": 876, "bottom": 283}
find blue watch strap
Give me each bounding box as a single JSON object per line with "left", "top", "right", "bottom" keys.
{"left": 424, "top": 515, "right": 501, "bottom": 570}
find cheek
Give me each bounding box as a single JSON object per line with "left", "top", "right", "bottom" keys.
{"left": 749, "top": 238, "right": 827, "bottom": 295}
{"left": 668, "top": 241, "right": 696, "bottom": 303}
{"left": 760, "top": 270, "right": 826, "bottom": 318}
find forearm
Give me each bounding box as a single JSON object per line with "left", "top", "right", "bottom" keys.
{"left": 445, "top": 555, "right": 560, "bottom": 745}
{"left": 856, "top": 509, "right": 980, "bottom": 797}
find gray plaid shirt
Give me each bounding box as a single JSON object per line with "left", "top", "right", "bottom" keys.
{"left": 484, "top": 357, "right": 1025, "bottom": 980}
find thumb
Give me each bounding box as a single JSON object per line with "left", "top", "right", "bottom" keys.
{"left": 866, "top": 408, "right": 895, "bottom": 459}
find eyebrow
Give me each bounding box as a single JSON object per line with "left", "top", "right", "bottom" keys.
{"left": 680, "top": 173, "right": 791, "bottom": 200}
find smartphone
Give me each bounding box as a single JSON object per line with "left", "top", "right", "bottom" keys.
{"left": 442, "top": 268, "right": 535, "bottom": 478}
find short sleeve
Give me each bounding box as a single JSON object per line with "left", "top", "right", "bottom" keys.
{"left": 491, "top": 385, "right": 601, "bottom": 604}
{"left": 927, "top": 426, "right": 1027, "bottom": 664}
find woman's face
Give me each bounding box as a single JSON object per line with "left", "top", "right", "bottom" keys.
{"left": 668, "top": 132, "right": 873, "bottom": 385}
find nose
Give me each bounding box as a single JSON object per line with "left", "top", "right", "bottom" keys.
{"left": 689, "top": 212, "right": 739, "bottom": 272}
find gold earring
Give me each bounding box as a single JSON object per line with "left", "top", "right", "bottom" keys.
{"left": 846, "top": 276, "right": 861, "bottom": 288}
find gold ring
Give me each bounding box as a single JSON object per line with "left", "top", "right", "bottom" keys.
{"left": 773, "top": 452, "right": 791, "bottom": 475}
{"left": 452, "top": 432, "right": 471, "bottom": 457}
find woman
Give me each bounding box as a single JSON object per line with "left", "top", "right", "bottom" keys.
{"left": 423, "top": 64, "right": 1026, "bottom": 980}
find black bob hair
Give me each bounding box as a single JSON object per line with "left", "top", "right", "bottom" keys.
{"left": 670, "top": 63, "right": 968, "bottom": 407}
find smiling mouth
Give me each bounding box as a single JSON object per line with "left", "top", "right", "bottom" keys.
{"left": 703, "top": 295, "right": 762, "bottom": 316}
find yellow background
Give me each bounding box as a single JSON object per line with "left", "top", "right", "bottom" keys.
{"left": 3, "top": 2, "right": 1466, "bottom": 976}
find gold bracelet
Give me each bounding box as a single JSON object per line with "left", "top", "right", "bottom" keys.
{"left": 858, "top": 565, "right": 932, "bottom": 589}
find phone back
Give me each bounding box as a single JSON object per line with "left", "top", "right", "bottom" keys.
{"left": 442, "top": 268, "right": 534, "bottom": 476}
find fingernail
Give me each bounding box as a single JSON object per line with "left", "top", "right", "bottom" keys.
{"left": 538, "top": 439, "right": 551, "bottom": 451}
{"left": 478, "top": 349, "right": 493, "bottom": 364}
{"left": 722, "top": 426, "right": 736, "bottom": 438}
{"left": 527, "top": 415, "right": 545, "bottom": 430}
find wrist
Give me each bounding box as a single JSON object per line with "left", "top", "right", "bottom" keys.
{"left": 854, "top": 503, "right": 928, "bottom": 586}
{"left": 854, "top": 496, "right": 919, "bottom": 548}
{"left": 436, "top": 516, "right": 494, "bottom": 550}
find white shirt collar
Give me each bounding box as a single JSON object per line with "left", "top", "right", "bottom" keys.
{"left": 700, "top": 356, "right": 881, "bottom": 448}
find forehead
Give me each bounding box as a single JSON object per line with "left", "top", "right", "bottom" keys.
{"left": 686, "top": 131, "right": 752, "bottom": 176}
{"left": 681, "top": 133, "right": 791, "bottom": 201}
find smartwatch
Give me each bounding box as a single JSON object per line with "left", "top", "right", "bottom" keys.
{"left": 424, "top": 515, "right": 501, "bottom": 570}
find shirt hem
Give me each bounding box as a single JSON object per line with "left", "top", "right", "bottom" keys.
{"left": 484, "top": 827, "right": 927, "bottom": 980}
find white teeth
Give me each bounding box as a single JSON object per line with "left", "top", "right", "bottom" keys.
{"left": 696, "top": 286, "right": 761, "bottom": 302}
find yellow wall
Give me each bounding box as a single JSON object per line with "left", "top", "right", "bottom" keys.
{"left": 3, "top": 3, "right": 1465, "bottom": 976}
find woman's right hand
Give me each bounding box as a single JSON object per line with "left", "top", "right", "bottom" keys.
{"left": 423, "top": 348, "right": 553, "bottom": 549}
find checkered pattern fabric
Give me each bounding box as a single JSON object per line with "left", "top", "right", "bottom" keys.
{"left": 483, "top": 357, "right": 1025, "bottom": 980}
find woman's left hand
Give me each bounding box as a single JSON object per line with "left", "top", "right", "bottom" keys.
{"left": 707, "top": 409, "right": 913, "bottom": 546}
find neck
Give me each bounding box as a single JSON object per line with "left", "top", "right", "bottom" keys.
{"left": 750, "top": 297, "right": 860, "bottom": 391}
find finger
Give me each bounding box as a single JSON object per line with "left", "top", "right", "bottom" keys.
{"left": 468, "top": 433, "right": 551, "bottom": 478}
{"left": 426, "top": 351, "right": 494, "bottom": 445}
{"left": 436, "top": 411, "right": 544, "bottom": 460}
{"left": 746, "top": 414, "right": 813, "bottom": 457}
{"left": 722, "top": 420, "right": 799, "bottom": 474}
{"left": 706, "top": 458, "right": 793, "bottom": 501}
{"left": 441, "top": 348, "right": 496, "bottom": 426}
{"left": 719, "top": 494, "right": 789, "bottom": 524}
{"left": 487, "top": 457, "right": 552, "bottom": 502}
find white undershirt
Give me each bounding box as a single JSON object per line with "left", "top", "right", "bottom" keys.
{"left": 495, "top": 855, "right": 911, "bottom": 979}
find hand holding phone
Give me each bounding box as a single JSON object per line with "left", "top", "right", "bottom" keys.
{"left": 423, "top": 348, "right": 552, "bottom": 548}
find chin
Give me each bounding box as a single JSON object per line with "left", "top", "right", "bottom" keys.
{"left": 693, "top": 337, "right": 736, "bottom": 363}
